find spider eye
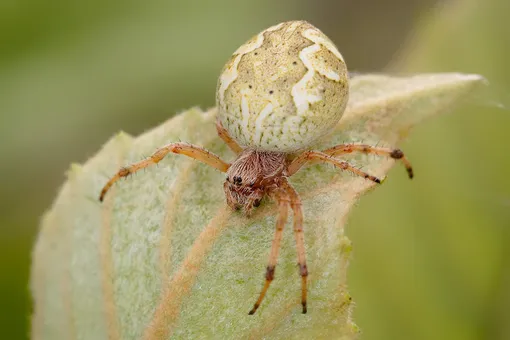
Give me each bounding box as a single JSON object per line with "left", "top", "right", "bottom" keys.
{"left": 226, "top": 176, "right": 230, "bottom": 182}
{"left": 249, "top": 182, "right": 255, "bottom": 187}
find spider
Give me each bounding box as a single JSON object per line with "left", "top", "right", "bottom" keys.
{"left": 99, "top": 20, "right": 414, "bottom": 315}
{"left": 98, "top": 118, "right": 413, "bottom": 314}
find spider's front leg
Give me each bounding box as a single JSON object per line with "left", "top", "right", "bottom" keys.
{"left": 283, "top": 180, "right": 308, "bottom": 314}
{"left": 286, "top": 143, "right": 413, "bottom": 181}
{"left": 286, "top": 151, "right": 382, "bottom": 183}
{"left": 323, "top": 143, "right": 414, "bottom": 179}
{"left": 249, "top": 194, "right": 289, "bottom": 315}
{"left": 99, "top": 142, "right": 230, "bottom": 201}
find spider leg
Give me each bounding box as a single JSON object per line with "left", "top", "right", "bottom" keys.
{"left": 282, "top": 180, "right": 308, "bottom": 314}
{"left": 322, "top": 143, "right": 413, "bottom": 179}
{"left": 286, "top": 151, "right": 381, "bottom": 184}
{"left": 99, "top": 142, "right": 230, "bottom": 201}
{"left": 249, "top": 195, "right": 289, "bottom": 315}
{"left": 216, "top": 118, "right": 243, "bottom": 154}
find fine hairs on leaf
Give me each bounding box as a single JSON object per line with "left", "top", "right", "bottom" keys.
{"left": 31, "top": 73, "right": 484, "bottom": 339}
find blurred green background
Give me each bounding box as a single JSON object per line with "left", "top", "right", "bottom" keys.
{"left": 1, "top": 0, "right": 508, "bottom": 339}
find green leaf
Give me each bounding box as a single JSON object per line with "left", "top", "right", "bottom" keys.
{"left": 31, "top": 73, "right": 484, "bottom": 340}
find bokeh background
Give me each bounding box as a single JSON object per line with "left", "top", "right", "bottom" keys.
{"left": 1, "top": 0, "right": 508, "bottom": 339}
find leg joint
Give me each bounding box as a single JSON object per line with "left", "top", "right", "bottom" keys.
{"left": 299, "top": 263, "right": 308, "bottom": 277}
{"left": 152, "top": 148, "right": 170, "bottom": 163}
{"left": 304, "top": 151, "right": 315, "bottom": 160}
{"left": 265, "top": 266, "right": 275, "bottom": 281}
{"left": 390, "top": 149, "right": 404, "bottom": 159}
{"left": 118, "top": 167, "right": 131, "bottom": 177}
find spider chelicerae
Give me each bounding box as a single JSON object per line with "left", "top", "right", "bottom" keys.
{"left": 99, "top": 118, "right": 413, "bottom": 315}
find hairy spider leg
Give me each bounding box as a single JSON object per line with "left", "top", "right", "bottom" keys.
{"left": 286, "top": 151, "right": 382, "bottom": 183}
{"left": 249, "top": 195, "right": 289, "bottom": 315}
{"left": 283, "top": 180, "right": 308, "bottom": 314}
{"left": 99, "top": 142, "right": 230, "bottom": 201}
{"left": 216, "top": 118, "right": 243, "bottom": 154}
{"left": 322, "top": 144, "right": 414, "bottom": 179}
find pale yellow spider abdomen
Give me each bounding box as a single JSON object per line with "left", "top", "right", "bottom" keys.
{"left": 216, "top": 20, "right": 349, "bottom": 152}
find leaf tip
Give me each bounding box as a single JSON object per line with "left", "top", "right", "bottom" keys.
{"left": 115, "top": 130, "right": 133, "bottom": 142}
{"left": 66, "top": 163, "right": 83, "bottom": 179}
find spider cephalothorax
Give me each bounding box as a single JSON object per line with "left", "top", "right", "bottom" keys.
{"left": 224, "top": 149, "right": 286, "bottom": 214}
{"left": 99, "top": 20, "right": 414, "bottom": 315}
